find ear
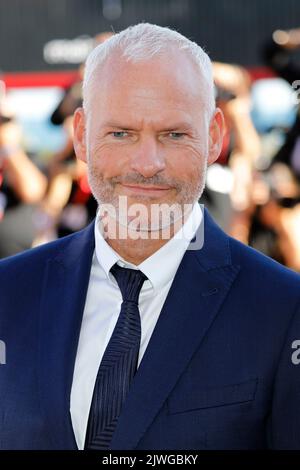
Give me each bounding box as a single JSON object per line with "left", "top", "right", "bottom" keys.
{"left": 208, "top": 107, "right": 225, "bottom": 166}
{"left": 73, "top": 107, "right": 87, "bottom": 163}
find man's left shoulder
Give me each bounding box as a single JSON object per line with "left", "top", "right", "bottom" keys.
{"left": 229, "top": 235, "right": 300, "bottom": 298}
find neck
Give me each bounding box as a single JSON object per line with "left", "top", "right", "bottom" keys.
{"left": 107, "top": 237, "right": 171, "bottom": 265}
{"left": 99, "top": 208, "right": 193, "bottom": 265}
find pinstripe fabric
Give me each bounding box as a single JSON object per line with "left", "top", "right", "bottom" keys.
{"left": 84, "top": 263, "right": 147, "bottom": 450}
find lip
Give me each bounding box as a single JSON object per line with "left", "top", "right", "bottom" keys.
{"left": 120, "top": 183, "right": 172, "bottom": 196}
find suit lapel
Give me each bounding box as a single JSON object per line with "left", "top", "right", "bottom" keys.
{"left": 38, "top": 222, "right": 95, "bottom": 449}
{"left": 110, "top": 208, "right": 240, "bottom": 449}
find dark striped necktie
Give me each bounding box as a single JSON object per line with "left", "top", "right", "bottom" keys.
{"left": 84, "top": 263, "right": 147, "bottom": 450}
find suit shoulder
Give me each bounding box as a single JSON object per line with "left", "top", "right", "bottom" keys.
{"left": 0, "top": 231, "right": 81, "bottom": 274}
{"left": 229, "top": 235, "right": 300, "bottom": 292}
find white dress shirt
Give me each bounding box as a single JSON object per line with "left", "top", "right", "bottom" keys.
{"left": 70, "top": 202, "right": 202, "bottom": 449}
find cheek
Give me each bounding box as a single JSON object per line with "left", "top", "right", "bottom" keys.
{"left": 165, "top": 147, "right": 206, "bottom": 180}
{"left": 89, "top": 143, "right": 130, "bottom": 178}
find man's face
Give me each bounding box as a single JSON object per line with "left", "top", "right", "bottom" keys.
{"left": 74, "top": 50, "right": 224, "bottom": 231}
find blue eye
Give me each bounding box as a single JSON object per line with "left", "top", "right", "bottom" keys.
{"left": 169, "top": 132, "right": 185, "bottom": 139}
{"left": 111, "top": 131, "right": 128, "bottom": 138}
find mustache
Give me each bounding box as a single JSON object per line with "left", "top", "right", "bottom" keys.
{"left": 108, "top": 173, "right": 182, "bottom": 190}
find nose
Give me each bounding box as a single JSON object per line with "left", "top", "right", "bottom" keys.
{"left": 130, "top": 135, "right": 166, "bottom": 178}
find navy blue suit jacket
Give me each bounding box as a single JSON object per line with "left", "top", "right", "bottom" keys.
{"left": 0, "top": 209, "right": 300, "bottom": 450}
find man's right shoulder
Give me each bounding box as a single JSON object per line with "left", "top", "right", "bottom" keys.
{"left": 0, "top": 231, "right": 79, "bottom": 275}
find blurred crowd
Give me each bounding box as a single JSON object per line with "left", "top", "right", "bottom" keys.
{"left": 0, "top": 28, "right": 300, "bottom": 272}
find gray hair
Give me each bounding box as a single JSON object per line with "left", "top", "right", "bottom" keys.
{"left": 82, "top": 22, "right": 215, "bottom": 117}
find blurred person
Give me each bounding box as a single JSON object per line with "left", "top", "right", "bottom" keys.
{"left": 0, "top": 23, "right": 300, "bottom": 452}
{"left": 249, "top": 163, "right": 300, "bottom": 272}
{"left": 263, "top": 27, "right": 300, "bottom": 180}
{"left": 246, "top": 27, "right": 300, "bottom": 270}
{"left": 204, "top": 62, "right": 261, "bottom": 243}
{"left": 32, "top": 115, "right": 96, "bottom": 245}
{"left": 0, "top": 89, "right": 47, "bottom": 257}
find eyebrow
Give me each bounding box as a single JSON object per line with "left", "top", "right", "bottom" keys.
{"left": 101, "top": 121, "right": 194, "bottom": 131}
{"left": 157, "top": 122, "right": 194, "bottom": 132}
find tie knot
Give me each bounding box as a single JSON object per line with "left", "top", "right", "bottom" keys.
{"left": 110, "top": 263, "right": 147, "bottom": 303}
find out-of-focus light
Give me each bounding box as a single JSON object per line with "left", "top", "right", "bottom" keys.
{"left": 0, "top": 80, "right": 6, "bottom": 105}
{"left": 102, "top": 0, "right": 122, "bottom": 21}
{"left": 251, "top": 78, "right": 297, "bottom": 133}
{"left": 273, "top": 30, "right": 289, "bottom": 46}
{"left": 43, "top": 36, "right": 94, "bottom": 64}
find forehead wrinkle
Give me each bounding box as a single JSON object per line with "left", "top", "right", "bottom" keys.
{"left": 98, "top": 104, "right": 198, "bottom": 131}
{"left": 97, "top": 93, "right": 204, "bottom": 124}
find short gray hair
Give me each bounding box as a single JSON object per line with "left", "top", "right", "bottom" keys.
{"left": 82, "top": 22, "right": 215, "bottom": 117}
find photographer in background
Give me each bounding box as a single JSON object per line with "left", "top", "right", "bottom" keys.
{"left": 0, "top": 81, "right": 47, "bottom": 258}
{"left": 202, "top": 62, "right": 261, "bottom": 243}
{"left": 247, "top": 27, "right": 300, "bottom": 272}
{"left": 263, "top": 27, "right": 300, "bottom": 180}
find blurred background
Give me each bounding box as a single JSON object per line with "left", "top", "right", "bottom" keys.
{"left": 0, "top": 0, "right": 300, "bottom": 272}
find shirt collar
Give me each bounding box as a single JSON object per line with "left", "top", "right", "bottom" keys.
{"left": 94, "top": 202, "right": 202, "bottom": 293}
